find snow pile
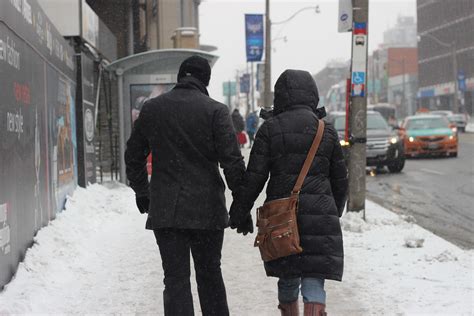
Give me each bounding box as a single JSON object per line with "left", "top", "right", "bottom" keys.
{"left": 466, "top": 121, "right": 474, "bottom": 133}
{"left": 0, "top": 182, "right": 472, "bottom": 315}
{"left": 335, "top": 200, "right": 473, "bottom": 315}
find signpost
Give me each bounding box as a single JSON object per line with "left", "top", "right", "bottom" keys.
{"left": 223, "top": 81, "right": 237, "bottom": 107}
{"left": 347, "top": 0, "right": 369, "bottom": 214}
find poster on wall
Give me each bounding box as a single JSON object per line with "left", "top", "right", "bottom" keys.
{"left": 0, "top": 0, "right": 77, "bottom": 289}
{"left": 81, "top": 54, "right": 97, "bottom": 184}
{"left": 129, "top": 84, "right": 174, "bottom": 175}
{"left": 130, "top": 84, "right": 174, "bottom": 123}
{"left": 47, "top": 69, "right": 77, "bottom": 213}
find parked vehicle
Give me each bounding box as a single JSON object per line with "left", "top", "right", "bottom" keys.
{"left": 447, "top": 114, "right": 468, "bottom": 133}
{"left": 430, "top": 110, "right": 453, "bottom": 117}
{"left": 325, "top": 111, "right": 405, "bottom": 173}
{"left": 400, "top": 115, "right": 458, "bottom": 158}
{"left": 368, "top": 103, "right": 397, "bottom": 124}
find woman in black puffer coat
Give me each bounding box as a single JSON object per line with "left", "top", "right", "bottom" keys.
{"left": 229, "top": 69, "right": 348, "bottom": 316}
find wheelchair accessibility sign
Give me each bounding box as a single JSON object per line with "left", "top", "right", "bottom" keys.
{"left": 351, "top": 72, "right": 366, "bottom": 97}
{"left": 352, "top": 72, "right": 365, "bottom": 85}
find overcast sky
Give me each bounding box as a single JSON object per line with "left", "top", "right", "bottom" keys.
{"left": 199, "top": 0, "right": 416, "bottom": 103}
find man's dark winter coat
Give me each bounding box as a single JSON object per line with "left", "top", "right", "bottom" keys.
{"left": 230, "top": 70, "right": 348, "bottom": 281}
{"left": 125, "top": 76, "right": 245, "bottom": 230}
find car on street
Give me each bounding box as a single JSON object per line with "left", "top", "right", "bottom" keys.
{"left": 325, "top": 111, "right": 405, "bottom": 173}
{"left": 447, "top": 114, "right": 468, "bottom": 133}
{"left": 430, "top": 110, "right": 454, "bottom": 117}
{"left": 400, "top": 115, "right": 458, "bottom": 158}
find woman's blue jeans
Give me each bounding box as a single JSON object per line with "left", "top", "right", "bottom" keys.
{"left": 278, "top": 277, "right": 326, "bottom": 304}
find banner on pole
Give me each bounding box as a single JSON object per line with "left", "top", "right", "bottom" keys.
{"left": 338, "top": 0, "right": 353, "bottom": 32}
{"left": 245, "top": 14, "right": 264, "bottom": 62}
{"left": 240, "top": 74, "right": 250, "bottom": 94}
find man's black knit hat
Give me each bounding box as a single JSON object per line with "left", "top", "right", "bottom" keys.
{"left": 177, "top": 56, "right": 211, "bottom": 86}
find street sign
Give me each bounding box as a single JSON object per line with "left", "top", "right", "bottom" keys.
{"left": 223, "top": 81, "right": 237, "bottom": 97}
{"left": 351, "top": 21, "right": 368, "bottom": 97}
{"left": 245, "top": 14, "right": 264, "bottom": 62}
{"left": 338, "top": 0, "right": 352, "bottom": 32}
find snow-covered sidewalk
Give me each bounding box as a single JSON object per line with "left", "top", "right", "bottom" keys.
{"left": 0, "top": 183, "right": 472, "bottom": 315}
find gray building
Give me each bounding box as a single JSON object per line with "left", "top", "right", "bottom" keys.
{"left": 383, "top": 16, "right": 417, "bottom": 48}
{"left": 417, "top": 0, "right": 474, "bottom": 115}
{"left": 313, "top": 60, "right": 350, "bottom": 111}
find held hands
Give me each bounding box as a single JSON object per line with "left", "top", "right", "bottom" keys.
{"left": 229, "top": 213, "right": 254, "bottom": 236}
{"left": 135, "top": 196, "right": 150, "bottom": 214}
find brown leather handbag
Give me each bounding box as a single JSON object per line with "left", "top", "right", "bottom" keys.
{"left": 254, "top": 120, "right": 325, "bottom": 262}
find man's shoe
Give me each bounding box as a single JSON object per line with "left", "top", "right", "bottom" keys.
{"left": 303, "top": 303, "right": 326, "bottom": 316}
{"left": 278, "top": 300, "right": 299, "bottom": 316}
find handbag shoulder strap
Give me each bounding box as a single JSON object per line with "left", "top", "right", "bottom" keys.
{"left": 292, "top": 120, "right": 325, "bottom": 195}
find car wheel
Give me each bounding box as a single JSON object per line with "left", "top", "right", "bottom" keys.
{"left": 449, "top": 152, "right": 458, "bottom": 158}
{"left": 388, "top": 157, "right": 405, "bottom": 173}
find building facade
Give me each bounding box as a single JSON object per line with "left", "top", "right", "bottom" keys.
{"left": 383, "top": 16, "right": 418, "bottom": 48}
{"left": 86, "top": 0, "right": 201, "bottom": 57}
{"left": 417, "top": 0, "right": 474, "bottom": 115}
{"left": 368, "top": 16, "right": 418, "bottom": 118}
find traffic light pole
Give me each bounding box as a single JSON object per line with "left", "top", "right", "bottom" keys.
{"left": 347, "top": 0, "right": 369, "bottom": 213}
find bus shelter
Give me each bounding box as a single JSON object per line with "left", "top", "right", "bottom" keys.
{"left": 105, "top": 49, "right": 218, "bottom": 182}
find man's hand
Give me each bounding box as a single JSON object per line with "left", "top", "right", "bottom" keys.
{"left": 136, "top": 196, "right": 150, "bottom": 214}
{"left": 229, "top": 214, "right": 254, "bottom": 236}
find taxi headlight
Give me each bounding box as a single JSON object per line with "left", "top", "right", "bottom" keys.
{"left": 449, "top": 135, "right": 454, "bottom": 140}
{"left": 409, "top": 137, "right": 415, "bottom": 142}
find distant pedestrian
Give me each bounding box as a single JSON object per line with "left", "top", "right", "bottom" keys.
{"left": 246, "top": 111, "right": 259, "bottom": 147}
{"left": 232, "top": 108, "right": 245, "bottom": 148}
{"left": 229, "top": 70, "right": 348, "bottom": 316}
{"left": 125, "top": 55, "right": 246, "bottom": 316}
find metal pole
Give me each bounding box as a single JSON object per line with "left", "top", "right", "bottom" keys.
{"left": 264, "top": 0, "right": 272, "bottom": 109}
{"left": 251, "top": 62, "right": 255, "bottom": 112}
{"left": 401, "top": 59, "right": 406, "bottom": 117}
{"left": 347, "top": 0, "right": 369, "bottom": 213}
{"left": 228, "top": 81, "right": 231, "bottom": 108}
{"left": 452, "top": 43, "right": 459, "bottom": 113}
{"left": 117, "top": 70, "right": 126, "bottom": 183}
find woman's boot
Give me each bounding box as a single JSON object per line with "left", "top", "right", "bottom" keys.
{"left": 304, "top": 303, "right": 327, "bottom": 316}
{"left": 278, "top": 300, "right": 299, "bottom": 316}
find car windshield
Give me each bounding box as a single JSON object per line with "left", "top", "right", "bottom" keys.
{"left": 367, "top": 113, "right": 389, "bottom": 130}
{"left": 431, "top": 111, "right": 451, "bottom": 116}
{"left": 406, "top": 117, "right": 448, "bottom": 130}
{"left": 333, "top": 113, "right": 389, "bottom": 131}
{"left": 448, "top": 114, "right": 464, "bottom": 121}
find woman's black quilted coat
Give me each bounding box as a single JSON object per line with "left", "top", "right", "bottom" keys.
{"left": 230, "top": 70, "right": 348, "bottom": 281}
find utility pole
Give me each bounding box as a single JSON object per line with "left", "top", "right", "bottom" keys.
{"left": 347, "top": 0, "right": 369, "bottom": 213}
{"left": 251, "top": 62, "right": 255, "bottom": 112}
{"left": 264, "top": 0, "right": 272, "bottom": 109}
{"left": 452, "top": 42, "right": 459, "bottom": 113}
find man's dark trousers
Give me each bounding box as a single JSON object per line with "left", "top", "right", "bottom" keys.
{"left": 153, "top": 228, "right": 229, "bottom": 316}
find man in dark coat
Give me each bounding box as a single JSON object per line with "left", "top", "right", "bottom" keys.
{"left": 125, "top": 55, "right": 246, "bottom": 316}
{"left": 229, "top": 69, "right": 348, "bottom": 315}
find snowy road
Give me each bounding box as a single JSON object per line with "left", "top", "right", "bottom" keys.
{"left": 367, "top": 133, "right": 474, "bottom": 249}
{"left": 0, "top": 150, "right": 472, "bottom": 315}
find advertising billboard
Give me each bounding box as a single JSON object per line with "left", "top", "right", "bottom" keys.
{"left": 0, "top": 0, "right": 77, "bottom": 289}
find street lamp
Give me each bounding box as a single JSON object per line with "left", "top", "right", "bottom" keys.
{"left": 419, "top": 33, "right": 459, "bottom": 113}
{"left": 264, "top": 3, "right": 321, "bottom": 109}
